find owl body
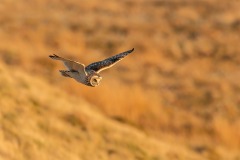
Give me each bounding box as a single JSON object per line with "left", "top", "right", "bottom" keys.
{"left": 59, "top": 69, "right": 102, "bottom": 87}
{"left": 49, "top": 48, "right": 134, "bottom": 87}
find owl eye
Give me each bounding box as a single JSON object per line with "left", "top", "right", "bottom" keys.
{"left": 50, "top": 48, "right": 133, "bottom": 87}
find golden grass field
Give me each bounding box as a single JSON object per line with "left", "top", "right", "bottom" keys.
{"left": 0, "top": 0, "right": 240, "bottom": 159}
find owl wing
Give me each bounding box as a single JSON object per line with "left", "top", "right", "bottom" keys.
{"left": 49, "top": 54, "right": 87, "bottom": 75}
{"left": 85, "top": 48, "right": 134, "bottom": 73}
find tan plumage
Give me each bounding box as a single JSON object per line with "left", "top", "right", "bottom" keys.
{"left": 49, "top": 48, "right": 134, "bottom": 87}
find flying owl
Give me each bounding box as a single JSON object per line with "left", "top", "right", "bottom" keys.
{"left": 49, "top": 48, "right": 134, "bottom": 87}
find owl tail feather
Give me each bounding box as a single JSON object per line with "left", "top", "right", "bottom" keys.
{"left": 59, "top": 70, "right": 72, "bottom": 78}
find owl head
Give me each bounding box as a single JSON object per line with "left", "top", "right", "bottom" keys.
{"left": 88, "top": 71, "right": 102, "bottom": 87}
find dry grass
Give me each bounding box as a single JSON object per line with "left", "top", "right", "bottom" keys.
{"left": 0, "top": 63, "right": 205, "bottom": 160}
{"left": 0, "top": 0, "right": 240, "bottom": 159}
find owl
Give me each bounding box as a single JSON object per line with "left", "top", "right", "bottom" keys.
{"left": 49, "top": 48, "right": 134, "bottom": 87}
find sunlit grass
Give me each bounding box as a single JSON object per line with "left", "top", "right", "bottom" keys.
{"left": 0, "top": 0, "right": 240, "bottom": 159}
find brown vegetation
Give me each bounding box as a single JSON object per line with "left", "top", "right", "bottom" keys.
{"left": 0, "top": 0, "right": 240, "bottom": 159}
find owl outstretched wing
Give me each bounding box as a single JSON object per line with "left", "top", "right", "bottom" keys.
{"left": 49, "top": 54, "right": 87, "bottom": 75}
{"left": 85, "top": 48, "right": 134, "bottom": 73}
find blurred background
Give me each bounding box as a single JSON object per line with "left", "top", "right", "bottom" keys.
{"left": 0, "top": 0, "right": 240, "bottom": 159}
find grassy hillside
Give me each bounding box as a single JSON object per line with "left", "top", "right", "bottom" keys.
{"left": 0, "top": 62, "right": 206, "bottom": 160}
{"left": 0, "top": 0, "right": 240, "bottom": 159}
